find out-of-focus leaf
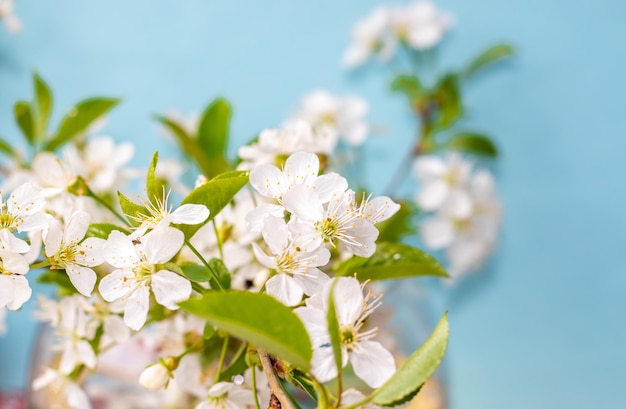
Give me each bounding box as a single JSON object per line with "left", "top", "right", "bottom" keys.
{"left": 44, "top": 97, "right": 120, "bottom": 151}
{"left": 463, "top": 43, "right": 515, "bottom": 80}
{"left": 197, "top": 98, "right": 231, "bottom": 178}
{"left": 446, "top": 132, "right": 498, "bottom": 157}
{"left": 146, "top": 152, "right": 162, "bottom": 206}
{"left": 433, "top": 74, "right": 462, "bottom": 129}
{"left": 335, "top": 242, "right": 448, "bottom": 281}
{"left": 154, "top": 115, "right": 212, "bottom": 175}
{"left": 208, "top": 258, "right": 231, "bottom": 290}
{"left": 390, "top": 75, "right": 423, "bottom": 101}
{"left": 14, "top": 101, "right": 35, "bottom": 145}
{"left": 327, "top": 279, "right": 343, "bottom": 385}
{"left": 180, "top": 291, "right": 312, "bottom": 370}
{"left": 0, "top": 137, "right": 17, "bottom": 157}
{"left": 371, "top": 313, "right": 449, "bottom": 407}
{"left": 176, "top": 170, "right": 249, "bottom": 239}
{"left": 33, "top": 73, "right": 53, "bottom": 141}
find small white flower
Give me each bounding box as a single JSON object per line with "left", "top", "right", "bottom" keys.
{"left": 295, "top": 277, "right": 396, "bottom": 388}
{"left": 295, "top": 91, "right": 370, "bottom": 146}
{"left": 32, "top": 367, "right": 91, "bottom": 409}
{"left": 99, "top": 227, "right": 192, "bottom": 330}
{"left": 0, "top": 182, "right": 48, "bottom": 253}
{"left": 413, "top": 153, "right": 473, "bottom": 218}
{"left": 392, "top": 1, "right": 453, "bottom": 50}
{"left": 195, "top": 382, "right": 255, "bottom": 409}
{"left": 252, "top": 216, "right": 330, "bottom": 306}
{"left": 0, "top": 0, "right": 22, "bottom": 33}
{"left": 139, "top": 362, "right": 172, "bottom": 391}
{"left": 342, "top": 6, "right": 396, "bottom": 68}
{"left": 44, "top": 210, "right": 105, "bottom": 296}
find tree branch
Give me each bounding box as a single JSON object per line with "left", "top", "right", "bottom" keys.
{"left": 257, "top": 349, "right": 293, "bottom": 409}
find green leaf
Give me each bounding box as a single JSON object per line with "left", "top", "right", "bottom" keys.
{"left": 390, "top": 75, "right": 423, "bottom": 101}
{"left": 464, "top": 43, "right": 515, "bottom": 80}
{"left": 180, "top": 263, "right": 213, "bottom": 283}
{"left": 177, "top": 170, "right": 249, "bottom": 239}
{"left": 154, "top": 115, "right": 213, "bottom": 174}
{"left": 326, "top": 279, "right": 343, "bottom": 386}
{"left": 203, "top": 322, "right": 216, "bottom": 339}
{"left": 217, "top": 345, "right": 249, "bottom": 382}
{"left": 117, "top": 191, "right": 149, "bottom": 227}
{"left": 33, "top": 73, "right": 53, "bottom": 141}
{"left": 335, "top": 242, "right": 448, "bottom": 281}
{"left": 37, "top": 269, "right": 79, "bottom": 296}
{"left": 180, "top": 291, "right": 312, "bottom": 370}
{"left": 197, "top": 98, "right": 231, "bottom": 178}
{"left": 208, "top": 258, "right": 231, "bottom": 290}
{"left": 0, "top": 137, "right": 17, "bottom": 157}
{"left": 85, "top": 223, "right": 128, "bottom": 239}
{"left": 146, "top": 152, "right": 162, "bottom": 206}
{"left": 446, "top": 132, "right": 498, "bottom": 157}
{"left": 433, "top": 74, "right": 462, "bottom": 129}
{"left": 372, "top": 313, "right": 449, "bottom": 407}
{"left": 44, "top": 97, "right": 120, "bottom": 151}
{"left": 376, "top": 201, "right": 418, "bottom": 242}
{"left": 14, "top": 101, "right": 35, "bottom": 145}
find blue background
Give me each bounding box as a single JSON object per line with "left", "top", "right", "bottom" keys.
{"left": 1, "top": 0, "right": 625, "bottom": 408}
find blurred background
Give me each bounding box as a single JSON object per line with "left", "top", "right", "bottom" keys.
{"left": 1, "top": 0, "right": 625, "bottom": 408}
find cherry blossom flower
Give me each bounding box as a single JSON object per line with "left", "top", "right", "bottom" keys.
{"left": 294, "top": 90, "right": 370, "bottom": 146}
{"left": 252, "top": 216, "right": 330, "bottom": 306}
{"left": 391, "top": 1, "right": 453, "bottom": 50}
{"left": 195, "top": 382, "right": 255, "bottom": 409}
{"left": 139, "top": 362, "right": 172, "bottom": 391}
{"left": 0, "top": 182, "right": 47, "bottom": 253}
{"left": 99, "top": 227, "right": 192, "bottom": 330}
{"left": 32, "top": 367, "right": 91, "bottom": 409}
{"left": 44, "top": 210, "right": 105, "bottom": 296}
{"left": 342, "top": 6, "right": 396, "bottom": 68}
{"left": 295, "top": 277, "right": 396, "bottom": 387}
{"left": 0, "top": 0, "right": 21, "bottom": 33}
{"left": 413, "top": 153, "right": 473, "bottom": 218}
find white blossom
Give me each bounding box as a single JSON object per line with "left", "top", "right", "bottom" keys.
{"left": 0, "top": 0, "right": 21, "bottom": 33}
{"left": 44, "top": 210, "right": 105, "bottom": 296}
{"left": 99, "top": 227, "right": 192, "bottom": 330}
{"left": 0, "top": 250, "right": 31, "bottom": 310}
{"left": 342, "top": 6, "right": 396, "bottom": 68}
{"left": 195, "top": 382, "right": 255, "bottom": 409}
{"left": 294, "top": 90, "right": 370, "bottom": 146}
{"left": 32, "top": 367, "right": 91, "bottom": 409}
{"left": 295, "top": 277, "right": 396, "bottom": 387}
{"left": 139, "top": 362, "right": 172, "bottom": 391}
{"left": 391, "top": 1, "right": 453, "bottom": 50}
{"left": 0, "top": 182, "right": 47, "bottom": 253}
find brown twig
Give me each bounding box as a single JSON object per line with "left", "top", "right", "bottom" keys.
{"left": 257, "top": 349, "right": 293, "bottom": 409}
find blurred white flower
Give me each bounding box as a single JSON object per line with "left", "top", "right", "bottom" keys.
{"left": 294, "top": 90, "right": 370, "bottom": 146}
{"left": 0, "top": 182, "right": 48, "bottom": 253}
{"left": 0, "top": 0, "right": 21, "bottom": 33}
{"left": 195, "top": 382, "right": 255, "bottom": 409}
{"left": 0, "top": 250, "right": 31, "bottom": 310}
{"left": 342, "top": 6, "right": 396, "bottom": 68}
{"left": 33, "top": 367, "right": 91, "bottom": 409}
{"left": 139, "top": 362, "right": 172, "bottom": 391}
{"left": 391, "top": 1, "right": 453, "bottom": 50}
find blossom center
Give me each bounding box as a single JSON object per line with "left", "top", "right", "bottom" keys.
{"left": 0, "top": 211, "right": 17, "bottom": 231}
{"left": 315, "top": 217, "right": 340, "bottom": 243}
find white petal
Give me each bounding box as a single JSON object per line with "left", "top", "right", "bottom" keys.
{"left": 327, "top": 277, "right": 363, "bottom": 326}
{"left": 422, "top": 216, "right": 455, "bottom": 249}
{"left": 44, "top": 219, "right": 64, "bottom": 257}
{"left": 0, "top": 250, "right": 29, "bottom": 275}
{"left": 350, "top": 340, "right": 396, "bottom": 387}
{"left": 103, "top": 231, "right": 139, "bottom": 268}
{"left": 63, "top": 210, "right": 90, "bottom": 244}
{"left": 5, "top": 275, "right": 32, "bottom": 310}
{"left": 66, "top": 264, "right": 97, "bottom": 296}
{"left": 251, "top": 243, "right": 277, "bottom": 270}
{"left": 124, "top": 284, "right": 150, "bottom": 330}
{"left": 151, "top": 270, "right": 191, "bottom": 310}
{"left": 293, "top": 268, "right": 330, "bottom": 296}
{"left": 362, "top": 196, "right": 400, "bottom": 223}
{"left": 418, "top": 180, "right": 449, "bottom": 211}
{"left": 283, "top": 151, "right": 320, "bottom": 186}
{"left": 311, "top": 173, "right": 349, "bottom": 203}
{"left": 98, "top": 269, "right": 134, "bottom": 302}
{"left": 142, "top": 227, "right": 184, "bottom": 264}
{"left": 310, "top": 344, "right": 338, "bottom": 383}
{"left": 261, "top": 216, "right": 289, "bottom": 255}
{"left": 442, "top": 189, "right": 473, "bottom": 218}
{"left": 171, "top": 204, "right": 210, "bottom": 225}
{"left": 77, "top": 340, "right": 97, "bottom": 369}
{"left": 65, "top": 382, "right": 92, "bottom": 409}
{"left": 250, "top": 164, "right": 290, "bottom": 200}
{"left": 0, "top": 229, "right": 30, "bottom": 253}
{"left": 344, "top": 218, "right": 378, "bottom": 257}
{"left": 103, "top": 315, "right": 130, "bottom": 344}
{"left": 265, "top": 274, "right": 304, "bottom": 306}
{"left": 282, "top": 184, "right": 324, "bottom": 222}
{"left": 245, "top": 203, "right": 284, "bottom": 233}
{"left": 74, "top": 237, "right": 105, "bottom": 267}
{"left": 7, "top": 182, "right": 46, "bottom": 216}
{"left": 414, "top": 156, "right": 446, "bottom": 180}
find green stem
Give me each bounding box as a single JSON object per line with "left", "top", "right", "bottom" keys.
{"left": 184, "top": 240, "right": 224, "bottom": 291}
{"left": 311, "top": 376, "right": 330, "bottom": 409}
{"left": 30, "top": 260, "right": 52, "bottom": 270}
{"left": 216, "top": 334, "right": 229, "bottom": 375}
{"left": 251, "top": 365, "right": 262, "bottom": 409}
{"left": 212, "top": 219, "right": 224, "bottom": 260}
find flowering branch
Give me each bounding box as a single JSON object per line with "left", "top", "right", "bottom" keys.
{"left": 257, "top": 349, "right": 293, "bottom": 409}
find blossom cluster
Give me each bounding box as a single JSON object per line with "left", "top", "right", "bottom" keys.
{"left": 343, "top": 1, "right": 453, "bottom": 68}
{"left": 414, "top": 154, "right": 501, "bottom": 279}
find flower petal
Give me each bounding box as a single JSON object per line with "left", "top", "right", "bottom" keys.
{"left": 142, "top": 227, "right": 184, "bottom": 264}
{"left": 66, "top": 264, "right": 97, "bottom": 297}
{"left": 350, "top": 340, "right": 396, "bottom": 388}
{"left": 171, "top": 204, "right": 210, "bottom": 225}
{"left": 63, "top": 210, "right": 90, "bottom": 244}
{"left": 151, "top": 270, "right": 191, "bottom": 310}
{"left": 265, "top": 274, "right": 303, "bottom": 307}
{"left": 124, "top": 284, "right": 150, "bottom": 330}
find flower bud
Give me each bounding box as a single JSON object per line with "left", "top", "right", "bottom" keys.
{"left": 139, "top": 363, "right": 170, "bottom": 391}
